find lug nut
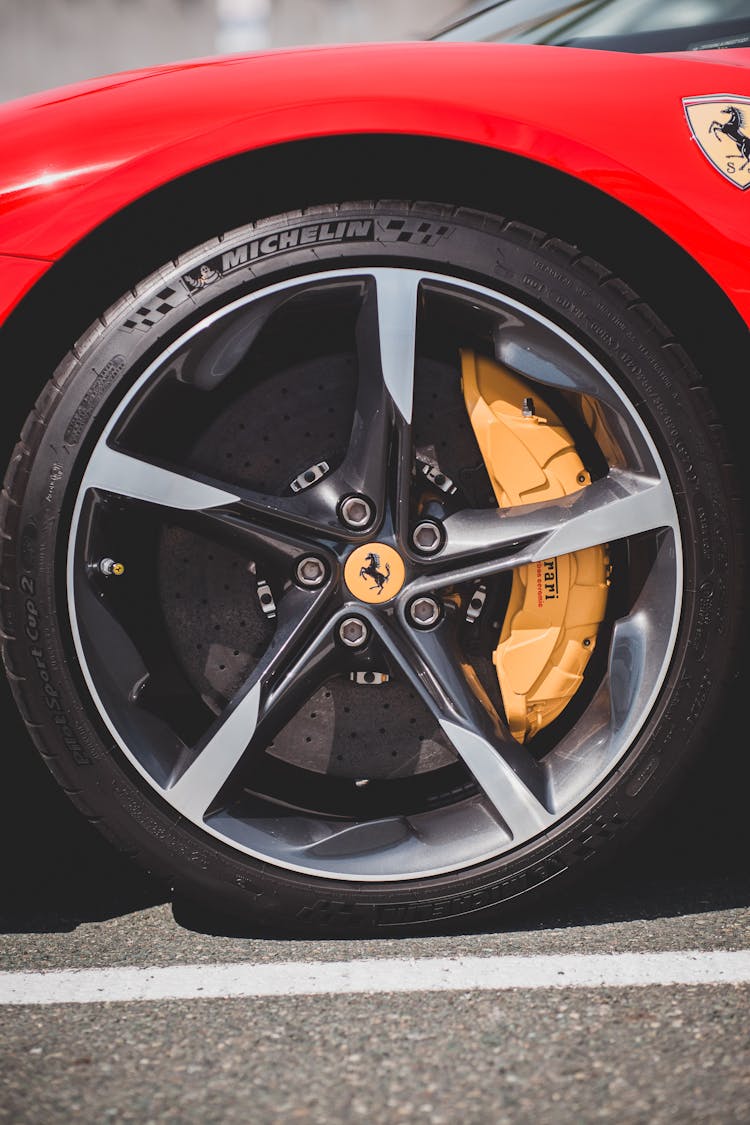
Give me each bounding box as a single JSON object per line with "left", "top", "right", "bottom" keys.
{"left": 295, "top": 555, "right": 327, "bottom": 588}
{"left": 409, "top": 596, "right": 441, "bottom": 628}
{"left": 412, "top": 520, "right": 443, "bottom": 554}
{"left": 339, "top": 494, "right": 374, "bottom": 529}
{"left": 339, "top": 616, "right": 369, "bottom": 648}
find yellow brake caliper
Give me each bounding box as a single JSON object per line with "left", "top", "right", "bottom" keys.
{"left": 461, "top": 350, "right": 611, "bottom": 744}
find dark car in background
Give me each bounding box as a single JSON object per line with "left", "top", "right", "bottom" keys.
{"left": 433, "top": 0, "right": 750, "bottom": 53}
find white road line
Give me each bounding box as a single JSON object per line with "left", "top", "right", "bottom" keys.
{"left": 1, "top": 950, "right": 749, "bottom": 1006}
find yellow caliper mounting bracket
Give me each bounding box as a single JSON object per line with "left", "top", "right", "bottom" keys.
{"left": 461, "top": 349, "right": 611, "bottom": 744}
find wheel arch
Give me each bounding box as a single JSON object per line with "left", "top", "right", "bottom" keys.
{"left": 0, "top": 131, "right": 746, "bottom": 478}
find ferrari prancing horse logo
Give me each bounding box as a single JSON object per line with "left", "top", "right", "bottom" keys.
{"left": 344, "top": 543, "right": 405, "bottom": 604}
{"left": 683, "top": 95, "right": 750, "bottom": 190}
{"left": 359, "top": 552, "right": 391, "bottom": 594}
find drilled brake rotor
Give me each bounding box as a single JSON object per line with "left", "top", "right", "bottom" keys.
{"left": 158, "top": 354, "right": 485, "bottom": 779}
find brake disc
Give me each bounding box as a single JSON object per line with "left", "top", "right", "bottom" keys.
{"left": 158, "top": 356, "right": 455, "bottom": 779}
{"left": 461, "top": 350, "right": 611, "bottom": 743}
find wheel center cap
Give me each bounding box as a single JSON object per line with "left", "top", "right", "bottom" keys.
{"left": 344, "top": 543, "right": 406, "bottom": 604}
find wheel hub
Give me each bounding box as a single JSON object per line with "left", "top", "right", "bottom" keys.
{"left": 343, "top": 541, "right": 407, "bottom": 603}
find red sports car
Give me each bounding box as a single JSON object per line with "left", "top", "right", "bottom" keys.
{"left": 0, "top": 4, "right": 747, "bottom": 932}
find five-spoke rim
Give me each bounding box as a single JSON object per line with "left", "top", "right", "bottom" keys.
{"left": 66, "top": 267, "right": 682, "bottom": 880}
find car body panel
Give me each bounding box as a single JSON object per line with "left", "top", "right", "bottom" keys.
{"left": 0, "top": 255, "right": 51, "bottom": 325}
{"left": 0, "top": 42, "right": 749, "bottom": 327}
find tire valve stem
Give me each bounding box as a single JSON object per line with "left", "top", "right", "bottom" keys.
{"left": 521, "top": 396, "right": 536, "bottom": 418}
{"left": 97, "top": 558, "right": 125, "bottom": 577}
{"left": 354, "top": 778, "right": 370, "bottom": 788}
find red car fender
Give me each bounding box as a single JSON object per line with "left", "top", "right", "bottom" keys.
{"left": 0, "top": 255, "right": 51, "bottom": 325}
{"left": 0, "top": 42, "right": 749, "bottom": 326}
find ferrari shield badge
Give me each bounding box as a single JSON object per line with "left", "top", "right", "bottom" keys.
{"left": 683, "top": 95, "right": 750, "bottom": 189}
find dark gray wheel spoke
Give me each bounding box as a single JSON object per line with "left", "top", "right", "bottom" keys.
{"left": 374, "top": 615, "right": 553, "bottom": 839}
{"left": 234, "top": 270, "right": 420, "bottom": 539}
{"left": 83, "top": 443, "right": 240, "bottom": 510}
{"left": 82, "top": 443, "right": 331, "bottom": 567}
{"left": 369, "top": 269, "right": 421, "bottom": 543}
{"left": 320, "top": 269, "right": 420, "bottom": 527}
{"left": 166, "top": 587, "right": 337, "bottom": 821}
{"left": 418, "top": 469, "right": 677, "bottom": 591}
{"left": 225, "top": 270, "right": 421, "bottom": 539}
{"left": 194, "top": 509, "right": 335, "bottom": 573}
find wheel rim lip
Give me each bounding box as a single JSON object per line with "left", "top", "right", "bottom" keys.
{"left": 65, "top": 264, "right": 683, "bottom": 882}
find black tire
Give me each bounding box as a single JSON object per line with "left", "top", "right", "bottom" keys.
{"left": 0, "top": 202, "right": 743, "bottom": 934}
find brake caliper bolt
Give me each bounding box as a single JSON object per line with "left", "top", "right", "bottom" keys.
{"left": 290, "top": 461, "right": 330, "bottom": 494}
{"left": 339, "top": 616, "right": 369, "bottom": 648}
{"left": 465, "top": 583, "right": 487, "bottom": 623}
{"left": 339, "top": 495, "right": 373, "bottom": 529}
{"left": 256, "top": 578, "right": 277, "bottom": 619}
{"left": 412, "top": 520, "right": 443, "bottom": 555}
{"left": 409, "top": 596, "right": 441, "bottom": 628}
{"left": 295, "top": 556, "right": 327, "bottom": 588}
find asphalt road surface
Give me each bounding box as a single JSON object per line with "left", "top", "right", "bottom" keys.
{"left": 1, "top": 679, "right": 748, "bottom": 1125}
